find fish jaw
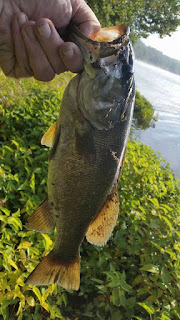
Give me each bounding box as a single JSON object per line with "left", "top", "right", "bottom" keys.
{"left": 69, "top": 24, "right": 130, "bottom": 61}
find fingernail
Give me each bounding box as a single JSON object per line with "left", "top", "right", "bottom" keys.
{"left": 36, "top": 22, "right": 51, "bottom": 39}
{"left": 17, "top": 13, "right": 27, "bottom": 25}
{"left": 25, "top": 26, "right": 36, "bottom": 40}
{"left": 61, "top": 48, "right": 74, "bottom": 59}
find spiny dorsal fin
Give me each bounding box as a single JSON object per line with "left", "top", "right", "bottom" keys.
{"left": 26, "top": 199, "right": 55, "bottom": 233}
{"left": 26, "top": 250, "right": 80, "bottom": 291}
{"left": 41, "top": 121, "right": 57, "bottom": 147}
{"left": 86, "top": 187, "right": 119, "bottom": 246}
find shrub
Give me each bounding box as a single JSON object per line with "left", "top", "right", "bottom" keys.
{"left": 0, "top": 76, "right": 179, "bottom": 320}
{"left": 133, "top": 91, "right": 158, "bottom": 130}
{"left": 75, "top": 142, "right": 180, "bottom": 320}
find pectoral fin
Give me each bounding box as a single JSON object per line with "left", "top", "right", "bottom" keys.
{"left": 26, "top": 199, "right": 55, "bottom": 233}
{"left": 41, "top": 121, "right": 57, "bottom": 147}
{"left": 86, "top": 187, "right": 119, "bottom": 246}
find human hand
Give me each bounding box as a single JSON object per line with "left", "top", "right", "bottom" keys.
{"left": 0, "top": 0, "right": 100, "bottom": 81}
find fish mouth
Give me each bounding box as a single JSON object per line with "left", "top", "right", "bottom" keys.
{"left": 69, "top": 24, "right": 130, "bottom": 60}
{"left": 89, "top": 25, "right": 129, "bottom": 43}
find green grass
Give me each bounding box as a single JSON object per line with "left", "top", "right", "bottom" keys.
{"left": 0, "top": 70, "right": 73, "bottom": 106}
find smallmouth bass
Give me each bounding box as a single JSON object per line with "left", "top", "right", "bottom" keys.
{"left": 26, "top": 24, "right": 135, "bottom": 290}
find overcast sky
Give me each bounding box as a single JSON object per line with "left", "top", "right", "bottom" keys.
{"left": 141, "top": 26, "right": 180, "bottom": 61}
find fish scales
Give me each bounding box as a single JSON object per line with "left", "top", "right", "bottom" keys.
{"left": 26, "top": 24, "right": 135, "bottom": 290}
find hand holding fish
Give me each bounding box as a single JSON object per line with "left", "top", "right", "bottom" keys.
{"left": 0, "top": 0, "right": 100, "bottom": 81}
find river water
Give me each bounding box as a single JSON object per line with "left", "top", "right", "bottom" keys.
{"left": 134, "top": 60, "right": 180, "bottom": 181}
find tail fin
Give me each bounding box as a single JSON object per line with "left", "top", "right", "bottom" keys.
{"left": 26, "top": 251, "right": 80, "bottom": 291}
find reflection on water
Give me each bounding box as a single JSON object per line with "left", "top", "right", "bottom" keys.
{"left": 134, "top": 60, "right": 180, "bottom": 181}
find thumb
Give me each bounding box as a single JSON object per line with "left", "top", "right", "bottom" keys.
{"left": 71, "top": 0, "right": 100, "bottom": 36}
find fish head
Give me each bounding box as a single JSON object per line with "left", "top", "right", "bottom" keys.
{"left": 69, "top": 24, "right": 135, "bottom": 130}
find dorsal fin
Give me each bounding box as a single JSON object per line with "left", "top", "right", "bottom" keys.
{"left": 26, "top": 199, "right": 55, "bottom": 233}
{"left": 41, "top": 121, "right": 57, "bottom": 147}
{"left": 86, "top": 187, "right": 119, "bottom": 246}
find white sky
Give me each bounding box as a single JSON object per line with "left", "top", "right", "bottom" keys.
{"left": 142, "top": 26, "right": 180, "bottom": 61}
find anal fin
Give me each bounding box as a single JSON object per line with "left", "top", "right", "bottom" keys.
{"left": 86, "top": 187, "right": 119, "bottom": 246}
{"left": 26, "top": 199, "right": 55, "bottom": 233}
{"left": 26, "top": 250, "right": 80, "bottom": 291}
{"left": 41, "top": 121, "right": 57, "bottom": 147}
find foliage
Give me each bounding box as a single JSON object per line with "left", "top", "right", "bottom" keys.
{"left": 0, "top": 75, "right": 180, "bottom": 319}
{"left": 133, "top": 91, "right": 158, "bottom": 130}
{"left": 86, "top": 0, "right": 180, "bottom": 39}
{"left": 74, "top": 142, "right": 180, "bottom": 320}
{"left": 134, "top": 40, "right": 180, "bottom": 76}
{"left": 0, "top": 82, "right": 65, "bottom": 319}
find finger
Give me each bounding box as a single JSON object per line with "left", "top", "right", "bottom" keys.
{"left": 0, "top": 11, "right": 15, "bottom": 77}
{"left": 71, "top": 0, "right": 100, "bottom": 36}
{"left": 34, "top": 18, "right": 67, "bottom": 74}
{"left": 59, "top": 42, "right": 83, "bottom": 73}
{"left": 12, "top": 12, "right": 33, "bottom": 78}
{"left": 21, "top": 21, "right": 55, "bottom": 82}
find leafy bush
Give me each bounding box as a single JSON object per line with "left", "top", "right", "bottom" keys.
{"left": 0, "top": 76, "right": 180, "bottom": 320}
{"left": 133, "top": 91, "right": 158, "bottom": 130}
{"left": 76, "top": 142, "right": 180, "bottom": 320}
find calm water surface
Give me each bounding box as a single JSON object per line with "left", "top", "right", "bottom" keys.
{"left": 134, "top": 60, "right": 180, "bottom": 181}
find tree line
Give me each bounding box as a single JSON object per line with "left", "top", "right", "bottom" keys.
{"left": 134, "top": 40, "right": 180, "bottom": 75}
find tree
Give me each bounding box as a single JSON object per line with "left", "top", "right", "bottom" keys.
{"left": 86, "top": 0, "right": 180, "bottom": 39}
